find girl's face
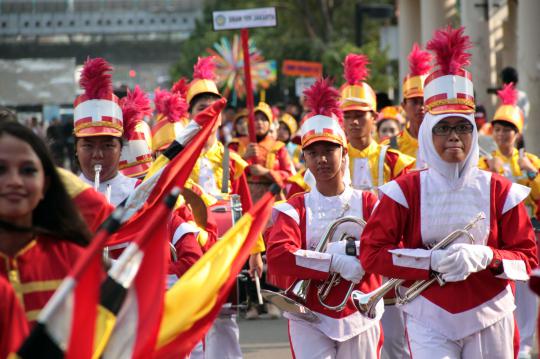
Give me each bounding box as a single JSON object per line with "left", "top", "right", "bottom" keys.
{"left": 492, "top": 122, "right": 518, "bottom": 149}
{"left": 432, "top": 117, "right": 473, "bottom": 163}
{"left": 277, "top": 122, "right": 291, "bottom": 142}
{"left": 0, "top": 134, "right": 46, "bottom": 226}
{"left": 378, "top": 119, "right": 400, "bottom": 139}
{"left": 254, "top": 112, "right": 270, "bottom": 136}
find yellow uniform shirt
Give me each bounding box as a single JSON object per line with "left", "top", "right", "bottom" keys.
{"left": 348, "top": 141, "right": 415, "bottom": 192}
{"left": 479, "top": 148, "right": 540, "bottom": 217}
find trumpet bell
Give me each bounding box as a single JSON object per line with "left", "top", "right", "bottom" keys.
{"left": 261, "top": 290, "right": 320, "bottom": 323}
{"left": 351, "top": 290, "right": 377, "bottom": 319}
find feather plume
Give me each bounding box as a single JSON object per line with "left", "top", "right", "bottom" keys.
{"left": 154, "top": 88, "right": 187, "bottom": 123}
{"left": 304, "top": 78, "right": 342, "bottom": 121}
{"left": 192, "top": 56, "right": 216, "bottom": 81}
{"left": 120, "top": 86, "right": 153, "bottom": 138}
{"left": 343, "top": 54, "right": 369, "bottom": 85}
{"left": 497, "top": 83, "right": 518, "bottom": 106}
{"left": 79, "top": 57, "right": 113, "bottom": 99}
{"left": 408, "top": 43, "right": 432, "bottom": 76}
{"left": 171, "top": 77, "right": 189, "bottom": 98}
{"left": 426, "top": 25, "right": 471, "bottom": 74}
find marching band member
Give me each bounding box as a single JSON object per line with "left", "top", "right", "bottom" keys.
{"left": 74, "top": 58, "right": 137, "bottom": 206}
{"left": 375, "top": 106, "right": 405, "bottom": 143}
{"left": 118, "top": 85, "right": 154, "bottom": 180}
{"left": 339, "top": 53, "right": 414, "bottom": 193}
{"left": 340, "top": 52, "right": 413, "bottom": 359}
{"left": 229, "top": 101, "right": 295, "bottom": 202}
{"left": 267, "top": 78, "right": 383, "bottom": 359}
{"left": 185, "top": 56, "right": 263, "bottom": 359}
{"left": 185, "top": 57, "right": 254, "bottom": 218}
{"left": 478, "top": 83, "right": 540, "bottom": 359}
{"left": 0, "top": 121, "right": 91, "bottom": 324}
{"left": 277, "top": 113, "right": 303, "bottom": 171}
{"left": 359, "top": 26, "right": 538, "bottom": 359}
{"left": 382, "top": 43, "right": 432, "bottom": 160}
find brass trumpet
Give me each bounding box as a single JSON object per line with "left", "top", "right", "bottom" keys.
{"left": 352, "top": 212, "right": 486, "bottom": 319}
{"left": 262, "top": 216, "right": 365, "bottom": 319}
{"left": 316, "top": 216, "right": 366, "bottom": 311}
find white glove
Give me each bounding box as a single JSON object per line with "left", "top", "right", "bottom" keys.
{"left": 430, "top": 249, "right": 449, "bottom": 273}
{"left": 330, "top": 254, "right": 364, "bottom": 284}
{"left": 325, "top": 241, "right": 360, "bottom": 255}
{"left": 431, "top": 243, "right": 493, "bottom": 282}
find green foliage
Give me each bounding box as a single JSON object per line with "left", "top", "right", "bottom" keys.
{"left": 171, "top": 0, "right": 395, "bottom": 101}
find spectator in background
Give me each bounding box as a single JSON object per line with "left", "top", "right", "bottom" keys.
{"left": 29, "top": 117, "right": 45, "bottom": 139}
{"left": 46, "top": 117, "right": 66, "bottom": 167}
{"left": 501, "top": 66, "right": 530, "bottom": 129}
{"left": 62, "top": 115, "right": 76, "bottom": 171}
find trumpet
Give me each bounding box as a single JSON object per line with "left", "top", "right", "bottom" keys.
{"left": 352, "top": 212, "right": 486, "bottom": 319}
{"left": 316, "top": 216, "right": 366, "bottom": 311}
{"left": 261, "top": 216, "right": 365, "bottom": 320}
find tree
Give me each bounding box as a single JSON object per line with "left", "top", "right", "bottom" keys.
{"left": 171, "top": 0, "right": 395, "bottom": 104}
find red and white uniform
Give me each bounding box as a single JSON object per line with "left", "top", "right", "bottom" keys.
{"left": 361, "top": 113, "right": 538, "bottom": 358}
{"left": 79, "top": 172, "right": 137, "bottom": 207}
{"left": 166, "top": 206, "right": 204, "bottom": 288}
{"left": 267, "top": 186, "right": 383, "bottom": 359}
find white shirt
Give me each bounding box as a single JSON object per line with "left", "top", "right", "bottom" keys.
{"left": 80, "top": 172, "right": 137, "bottom": 206}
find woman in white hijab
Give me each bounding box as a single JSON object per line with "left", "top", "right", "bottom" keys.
{"left": 357, "top": 26, "right": 537, "bottom": 359}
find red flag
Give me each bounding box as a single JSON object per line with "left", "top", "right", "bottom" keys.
{"left": 154, "top": 185, "right": 280, "bottom": 358}
{"left": 106, "top": 98, "right": 227, "bottom": 247}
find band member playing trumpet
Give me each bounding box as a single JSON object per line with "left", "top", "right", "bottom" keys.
{"left": 358, "top": 26, "right": 538, "bottom": 358}
{"left": 266, "top": 78, "right": 383, "bottom": 359}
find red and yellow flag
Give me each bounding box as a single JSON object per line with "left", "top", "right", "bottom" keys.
{"left": 153, "top": 185, "right": 279, "bottom": 358}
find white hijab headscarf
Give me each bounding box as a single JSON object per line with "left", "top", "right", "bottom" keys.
{"left": 416, "top": 112, "right": 479, "bottom": 188}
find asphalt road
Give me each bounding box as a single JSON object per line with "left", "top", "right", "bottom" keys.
{"left": 239, "top": 315, "right": 291, "bottom": 359}
{"left": 238, "top": 315, "right": 539, "bottom": 359}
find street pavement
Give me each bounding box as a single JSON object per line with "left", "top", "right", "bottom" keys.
{"left": 238, "top": 315, "right": 539, "bottom": 359}
{"left": 239, "top": 315, "right": 291, "bottom": 359}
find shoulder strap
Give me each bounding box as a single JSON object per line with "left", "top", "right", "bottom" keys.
{"left": 378, "top": 145, "right": 389, "bottom": 189}
{"left": 221, "top": 145, "right": 230, "bottom": 194}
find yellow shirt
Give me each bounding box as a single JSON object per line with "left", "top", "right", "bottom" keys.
{"left": 348, "top": 141, "right": 415, "bottom": 191}
{"left": 189, "top": 141, "right": 264, "bottom": 254}
{"left": 478, "top": 148, "right": 540, "bottom": 216}
{"left": 190, "top": 141, "right": 248, "bottom": 197}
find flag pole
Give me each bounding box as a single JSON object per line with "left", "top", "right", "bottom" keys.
{"left": 241, "top": 28, "right": 257, "bottom": 144}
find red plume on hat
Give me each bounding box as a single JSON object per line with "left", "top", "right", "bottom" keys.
{"left": 426, "top": 25, "right": 471, "bottom": 74}
{"left": 171, "top": 77, "right": 189, "bottom": 98}
{"left": 497, "top": 83, "right": 518, "bottom": 106}
{"left": 154, "top": 88, "right": 188, "bottom": 124}
{"left": 79, "top": 57, "right": 114, "bottom": 99}
{"left": 304, "top": 78, "right": 343, "bottom": 123}
{"left": 343, "top": 54, "right": 369, "bottom": 85}
{"left": 408, "top": 43, "right": 432, "bottom": 76}
{"left": 192, "top": 56, "right": 217, "bottom": 81}
{"left": 120, "top": 86, "right": 152, "bottom": 138}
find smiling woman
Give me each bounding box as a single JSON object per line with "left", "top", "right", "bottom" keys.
{"left": 0, "top": 121, "right": 91, "bottom": 324}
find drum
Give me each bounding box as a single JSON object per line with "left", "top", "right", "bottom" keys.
{"left": 209, "top": 194, "right": 244, "bottom": 312}
{"left": 209, "top": 194, "right": 243, "bottom": 238}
